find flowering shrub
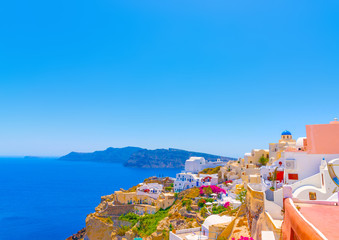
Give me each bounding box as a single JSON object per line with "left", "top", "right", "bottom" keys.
{"left": 198, "top": 198, "right": 206, "bottom": 208}
{"left": 232, "top": 237, "right": 254, "bottom": 240}
{"left": 199, "top": 185, "right": 226, "bottom": 195}
{"left": 224, "top": 202, "right": 230, "bottom": 208}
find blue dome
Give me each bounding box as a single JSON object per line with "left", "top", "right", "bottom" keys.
{"left": 282, "top": 130, "right": 292, "bottom": 136}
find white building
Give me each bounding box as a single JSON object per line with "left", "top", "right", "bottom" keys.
{"left": 174, "top": 172, "right": 218, "bottom": 192}
{"left": 185, "top": 157, "right": 206, "bottom": 173}
{"left": 137, "top": 183, "right": 163, "bottom": 199}
{"left": 281, "top": 150, "right": 339, "bottom": 185}
{"left": 184, "top": 157, "right": 228, "bottom": 174}
{"left": 263, "top": 120, "right": 339, "bottom": 207}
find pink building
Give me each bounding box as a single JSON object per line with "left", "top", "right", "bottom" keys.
{"left": 306, "top": 119, "right": 339, "bottom": 154}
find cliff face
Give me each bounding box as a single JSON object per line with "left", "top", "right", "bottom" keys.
{"left": 85, "top": 214, "right": 114, "bottom": 240}
{"left": 125, "top": 148, "right": 234, "bottom": 168}
{"left": 82, "top": 187, "right": 203, "bottom": 240}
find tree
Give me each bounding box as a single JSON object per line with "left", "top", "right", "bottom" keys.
{"left": 198, "top": 198, "right": 206, "bottom": 208}
{"left": 259, "top": 156, "right": 269, "bottom": 166}
{"left": 236, "top": 189, "right": 247, "bottom": 203}
{"left": 186, "top": 204, "right": 192, "bottom": 212}
{"left": 200, "top": 207, "right": 208, "bottom": 218}
{"left": 272, "top": 167, "right": 278, "bottom": 190}
{"left": 203, "top": 186, "right": 213, "bottom": 196}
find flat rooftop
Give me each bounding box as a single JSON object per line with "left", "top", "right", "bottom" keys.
{"left": 175, "top": 230, "right": 208, "bottom": 240}
{"left": 299, "top": 203, "right": 339, "bottom": 240}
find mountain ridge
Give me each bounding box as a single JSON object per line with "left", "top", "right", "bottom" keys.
{"left": 59, "top": 147, "right": 236, "bottom": 168}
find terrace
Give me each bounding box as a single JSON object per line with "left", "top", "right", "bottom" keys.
{"left": 282, "top": 188, "right": 339, "bottom": 240}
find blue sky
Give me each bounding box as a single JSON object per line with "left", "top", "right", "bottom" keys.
{"left": 1, "top": 0, "right": 338, "bottom": 157}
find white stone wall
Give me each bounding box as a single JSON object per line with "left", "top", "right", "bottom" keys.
{"left": 281, "top": 152, "right": 339, "bottom": 184}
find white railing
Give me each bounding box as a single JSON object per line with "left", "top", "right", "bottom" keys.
{"left": 175, "top": 227, "right": 201, "bottom": 234}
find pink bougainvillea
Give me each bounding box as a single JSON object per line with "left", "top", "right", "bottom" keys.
{"left": 224, "top": 202, "right": 230, "bottom": 208}
{"left": 199, "top": 185, "right": 226, "bottom": 195}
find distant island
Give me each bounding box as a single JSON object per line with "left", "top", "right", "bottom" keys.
{"left": 59, "top": 147, "right": 235, "bottom": 168}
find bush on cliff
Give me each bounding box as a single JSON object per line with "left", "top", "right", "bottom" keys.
{"left": 212, "top": 205, "right": 227, "bottom": 214}
{"left": 135, "top": 208, "right": 170, "bottom": 236}
{"left": 119, "top": 212, "right": 140, "bottom": 225}
{"left": 200, "top": 207, "right": 208, "bottom": 218}
{"left": 117, "top": 226, "right": 130, "bottom": 236}
{"left": 104, "top": 217, "right": 113, "bottom": 224}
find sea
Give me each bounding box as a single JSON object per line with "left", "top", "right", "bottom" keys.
{"left": 0, "top": 157, "right": 181, "bottom": 240}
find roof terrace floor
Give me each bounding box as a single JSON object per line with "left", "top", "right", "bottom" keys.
{"left": 299, "top": 203, "right": 339, "bottom": 240}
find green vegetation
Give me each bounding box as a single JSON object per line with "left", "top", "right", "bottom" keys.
{"left": 135, "top": 208, "right": 170, "bottom": 236}
{"left": 211, "top": 205, "right": 227, "bottom": 214}
{"left": 104, "top": 217, "right": 113, "bottom": 224}
{"left": 199, "top": 166, "right": 221, "bottom": 174}
{"left": 200, "top": 207, "right": 208, "bottom": 218}
{"left": 182, "top": 199, "right": 192, "bottom": 207}
{"left": 186, "top": 204, "right": 192, "bottom": 212}
{"left": 211, "top": 204, "right": 239, "bottom": 215}
{"left": 117, "top": 226, "right": 130, "bottom": 236}
{"left": 236, "top": 189, "right": 247, "bottom": 203}
{"left": 202, "top": 186, "right": 213, "bottom": 196}
{"left": 198, "top": 198, "right": 206, "bottom": 208}
{"left": 119, "top": 208, "right": 170, "bottom": 237}
{"left": 165, "top": 186, "right": 173, "bottom": 192}
{"left": 259, "top": 156, "right": 269, "bottom": 166}
{"left": 119, "top": 212, "right": 140, "bottom": 225}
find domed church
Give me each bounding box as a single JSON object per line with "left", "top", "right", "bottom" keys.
{"left": 269, "top": 130, "right": 296, "bottom": 163}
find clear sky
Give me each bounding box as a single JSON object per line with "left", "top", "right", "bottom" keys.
{"left": 1, "top": 0, "right": 338, "bottom": 157}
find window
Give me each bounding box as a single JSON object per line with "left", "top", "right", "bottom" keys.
{"left": 288, "top": 174, "right": 299, "bottom": 180}
{"left": 309, "top": 192, "right": 317, "bottom": 200}
{"left": 321, "top": 174, "right": 324, "bottom": 186}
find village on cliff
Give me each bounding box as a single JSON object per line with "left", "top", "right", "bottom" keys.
{"left": 73, "top": 119, "right": 339, "bottom": 240}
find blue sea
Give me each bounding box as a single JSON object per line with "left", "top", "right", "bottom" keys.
{"left": 0, "top": 158, "right": 181, "bottom": 240}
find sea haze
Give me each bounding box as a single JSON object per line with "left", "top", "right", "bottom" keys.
{"left": 0, "top": 157, "right": 180, "bottom": 240}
